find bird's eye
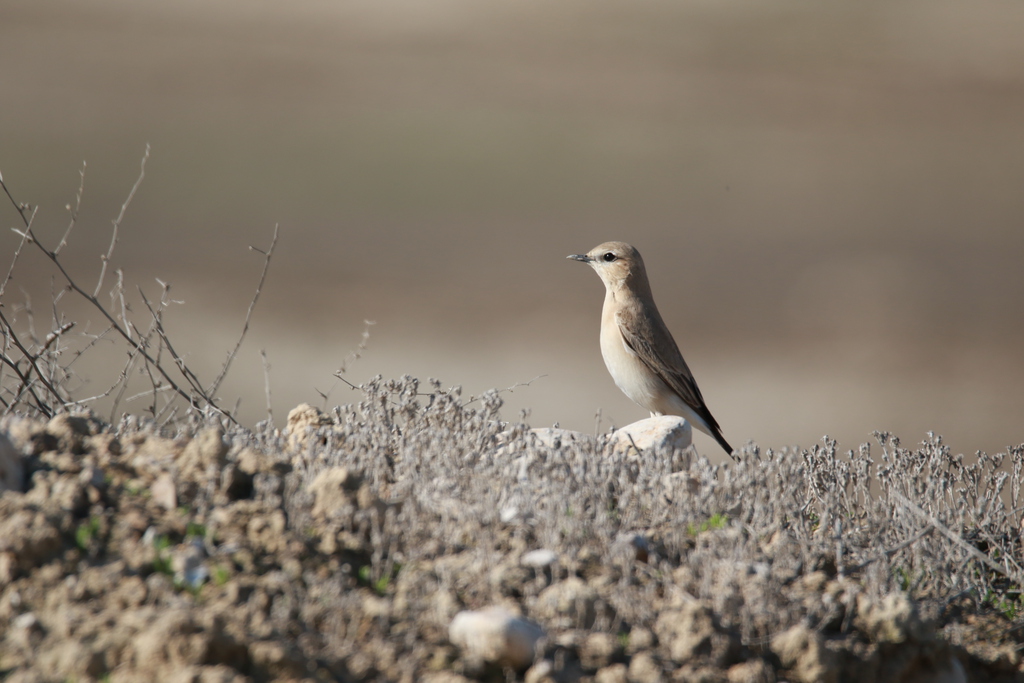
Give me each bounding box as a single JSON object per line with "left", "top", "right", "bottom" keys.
{"left": 602, "top": 252, "right": 616, "bottom": 262}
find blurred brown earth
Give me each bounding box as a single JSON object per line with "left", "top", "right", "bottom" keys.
{"left": 2, "top": 0, "right": 1023, "bottom": 456}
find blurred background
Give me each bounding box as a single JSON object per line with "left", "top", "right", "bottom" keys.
{"left": 2, "top": 0, "right": 1023, "bottom": 457}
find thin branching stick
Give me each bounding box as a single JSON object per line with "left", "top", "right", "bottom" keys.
{"left": 137, "top": 286, "right": 215, "bottom": 407}
{"left": 0, "top": 350, "right": 49, "bottom": 416}
{"left": 114, "top": 269, "right": 133, "bottom": 341}
{"left": 0, "top": 205, "right": 36, "bottom": 299}
{"left": 54, "top": 161, "right": 86, "bottom": 256}
{"left": 106, "top": 301, "right": 167, "bottom": 420}
{"left": 1, "top": 157, "right": 238, "bottom": 423}
{"left": 0, "top": 308, "right": 64, "bottom": 415}
{"left": 319, "top": 320, "right": 376, "bottom": 405}
{"left": 94, "top": 144, "right": 148, "bottom": 298}
{"left": 208, "top": 223, "right": 278, "bottom": 396}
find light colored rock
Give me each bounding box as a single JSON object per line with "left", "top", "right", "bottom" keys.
{"left": 50, "top": 475, "right": 87, "bottom": 514}
{"left": 596, "top": 663, "right": 629, "bottom": 683}
{"left": 178, "top": 427, "right": 228, "bottom": 479}
{"left": 0, "top": 432, "right": 24, "bottom": 493}
{"left": 530, "top": 427, "right": 593, "bottom": 449}
{"left": 286, "top": 403, "right": 333, "bottom": 451}
{"left": 524, "top": 659, "right": 556, "bottom": 683}
{"left": 855, "top": 591, "right": 926, "bottom": 644}
{"left": 308, "top": 467, "right": 362, "bottom": 521}
{"left": 521, "top": 549, "right": 558, "bottom": 568}
{"left": 580, "top": 632, "right": 619, "bottom": 670}
{"left": 500, "top": 506, "right": 523, "bottom": 523}
{"left": 625, "top": 627, "right": 655, "bottom": 655}
{"left": 12, "top": 611, "right": 39, "bottom": 630}
{"left": 727, "top": 659, "right": 775, "bottom": 683}
{"left": 611, "top": 416, "right": 691, "bottom": 454}
{"left": 0, "top": 506, "right": 63, "bottom": 584}
{"left": 449, "top": 606, "right": 545, "bottom": 671}
{"left": 151, "top": 472, "right": 178, "bottom": 510}
{"left": 655, "top": 601, "right": 737, "bottom": 667}
{"left": 627, "top": 651, "right": 664, "bottom": 683}
{"left": 535, "top": 576, "right": 599, "bottom": 629}
{"left": 770, "top": 624, "right": 837, "bottom": 683}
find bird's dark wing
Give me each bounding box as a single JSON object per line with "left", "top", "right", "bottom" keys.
{"left": 615, "top": 309, "right": 734, "bottom": 455}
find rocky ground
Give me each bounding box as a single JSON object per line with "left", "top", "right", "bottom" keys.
{"left": 0, "top": 376, "right": 1022, "bottom": 682}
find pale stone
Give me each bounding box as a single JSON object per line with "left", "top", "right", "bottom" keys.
{"left": 286, "top": 403, "right": 333, "bottom": 451}
{"left": 595, "top": 663, "right": 628, "bottom": 683}
{"left": 770, "top": 623, "right": 838, "bottom": 683}
{"left": 727, "top": 659, "right": 775, "bottom": 683}
{"left": 854, "top": 591, "right": 926, "bottom": 644}
{"left": 610, "top": 416, "right": 691, "bottom": 453}
{"left": 521, "top": 549, "right": 558, "bottom": 568}
{"left": 535, "top": 577, "right": 598, "bottom": 629}
{"left": 655, "top": 601, "right": 737, "bottom": 667}
{"left": 308, "top": 467, "right": 362, "bottom": 521}
{"left": 449, "top": 606, "right": 545, "bottom": 670}
{"left": 151, "top": 472, "right": 178, "bottom": 510}
{"left": 627, "top": 651, "right": 664, "bottom": 683}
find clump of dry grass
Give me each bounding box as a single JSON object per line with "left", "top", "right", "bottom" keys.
{"left": 284, "top": 374, "right": 1024, "bottom": 646}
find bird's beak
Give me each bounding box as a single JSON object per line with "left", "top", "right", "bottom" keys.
{"left": 567, "top": 253, "right": 593, "bottom": 263}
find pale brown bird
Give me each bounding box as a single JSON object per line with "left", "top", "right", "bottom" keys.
{"left": 568, "top": 241, "right": 733, "bottom": 455}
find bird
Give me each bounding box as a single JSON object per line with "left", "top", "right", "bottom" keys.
{"left": 567, "top": 241, "right": 734, "bottom": 456}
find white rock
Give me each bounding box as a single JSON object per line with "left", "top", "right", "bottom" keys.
{"left": 0, "top": 431, "right": 24, "bottom": 493}
{"left": 521, "top": 549, "right": 558, "bottom": 568}
{"left": 500, "top": 506, "right": 521, "bottom": 523}
{"left": 610, "top": 416, "right": 691, "bottom": 453}
{"left": 449, "top": 606, "right": 545, "bottom": 670}
{"left": 12, "top": 612, "right": 38, "bottom": 630}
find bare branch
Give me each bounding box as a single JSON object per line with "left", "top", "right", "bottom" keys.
{"left": 54, "top": 160, "right": 87, "bottom": 255}
{"left": 319, "top": 320, "right": 376, "bottom": 406}
{"left": 0, "top": 173, "right": 33, "bottom": 229}
{"left": 0, "top": 307, "right": 65, "bottom": 415}
{"left": 336, "top": 319, "right": 375, "bottom": 376}
{"left": 1, "top": 205, "right": 37, "bottom": 299}
{"left": 461, "top": 374, "right": 547, "bottom": 408}
{"left": 137, "top": 284, "right": 237, "bottom": 425}
{"left": 94, "top": 143, "right": 149, "bottom": 298}
{"left": 208, "top": 223, "right": 278, "bottom": 396}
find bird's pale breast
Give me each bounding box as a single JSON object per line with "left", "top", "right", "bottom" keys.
{"left": 599, "top": 300, "right": 665, "bottom": 412}
{"left": 599, "top": 293, "right": 716, "bottom": 436}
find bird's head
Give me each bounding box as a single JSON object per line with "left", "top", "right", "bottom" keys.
{"left": 567, "top": 241, "right": 649, "bottom": 292}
